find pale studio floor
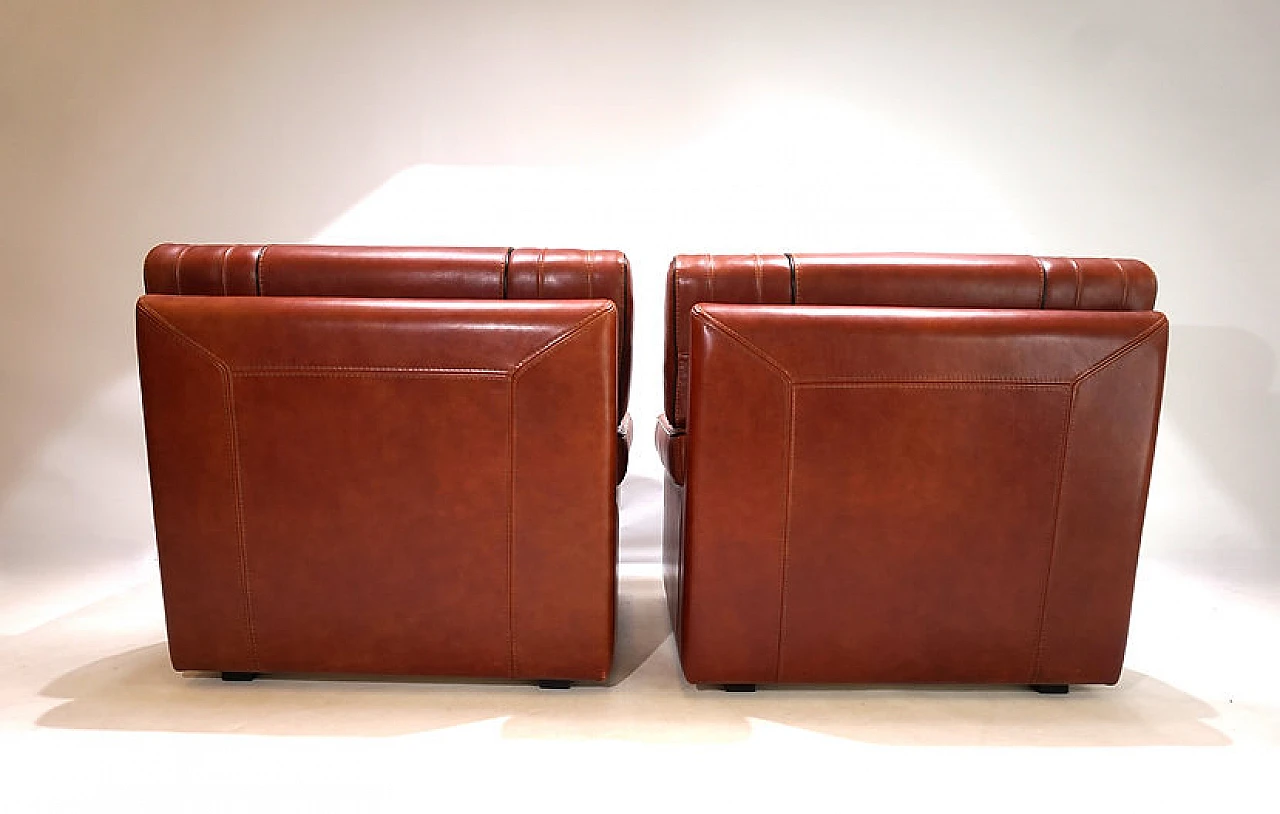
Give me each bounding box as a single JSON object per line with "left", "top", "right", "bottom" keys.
{"left": 1, "top": 470, "right": 1277, "bottom": 811}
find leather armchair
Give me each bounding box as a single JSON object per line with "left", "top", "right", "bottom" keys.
{"left": 657, "top": 254, "right": 1168, "bottom": 692}
{"left": 138, "top": 245, "right": 632, "bottom": 685}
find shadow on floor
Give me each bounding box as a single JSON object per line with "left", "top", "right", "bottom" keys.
{"left": 36, "top": 573, "right": 1229, "bottom": 746}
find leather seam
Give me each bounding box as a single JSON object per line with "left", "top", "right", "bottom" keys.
{"left": 136, "top": 304, "right": 228, "bottom": 371}
{"left": 258, "top": 246, "right": 272, "bottom": 295}
{"left": 776, "top": 384, "right": 796, "bottom": 682}
{"left": 173, "top": 244, "right": 192, "bottom": 295}
{"left": 1031, "top": 319, "right": 1165, "bottom": 680}
{"left": 785, "top": 253, "right": 796, "bottom": 303}
{"left": 137, "top": 305, "right": 257, "bottom": 667}
{"left": 252, "top": 246, "right": 264, "bottom": 295}
{"left": 502, "top": 248, "right": 512, "bottom": 299}
{"left": 223, "top": 374, "right": 259, "bottom": 670}
{"left": 219, "top": 245, "right": 233, "bottom": 296}
{"left": 1031, "top": 387, "right": 1077, "bottom": 682}
{"left": 794, "top": 376, "right": 1073, "bottom": 386}
{"left": 670, "top": 260, "right": 683, "bottom": 427}
{"left": 512, "top": 305, "right": 613, "bottom": 379}
{"left": 586, "top": 249, "right": 595, "bottom": 299}
{"left": 1035, "top": 256, "right": 1047, "bottom": 308}
{"left": 232, "top": 367, "right": 507, "bottom": 377}
{"left": 536, "top": 249, "right": 544, "bottom": 298}
{"left": 1114, "top": 258, "right": 1130, "bottom": 310}
{"left": 1073, "top": 317, "right": 1169, "bottom": 385}
{"left": 506, "top": 374, "right": 517, "bottom": 678}
{"left": 690, "top": 310, "right": 794, "bottom": 385}
{"left": 687, "top": 315, "right": 1166, "bottom": 388}
{"left": 506, "top": 306, "right": 611, "bottom": 678}
{"left": 794, "top": 381, "right": 1070, "bottom": 389}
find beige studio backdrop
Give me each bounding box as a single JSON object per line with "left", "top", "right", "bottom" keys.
{"left": 2, "top": 0, "right": 1276, "bottom": 660}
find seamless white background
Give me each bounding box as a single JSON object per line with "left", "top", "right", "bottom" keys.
{"left": 1, "top": 1, "right": 1277, "bottom": 806}
{"left": 3, "top": 0, "right": 1276, "bottom": 580}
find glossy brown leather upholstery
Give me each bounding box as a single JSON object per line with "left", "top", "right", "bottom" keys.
{"left": 659, "top": 254, "right": 1167, "bottom": 688}
{"left": 138, "top": 245, "right": 630, "bottom": 681}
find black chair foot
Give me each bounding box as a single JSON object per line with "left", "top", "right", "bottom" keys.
{"left": 537, "top": 679, "right": 573, "bottom": 690}
{"left": 221, "top": 671, "right": 259, "bottom": 682}
{"left": 723, "top": 683, "right": 757, "bottom": 693}
{"left": 1030, "top": 683, "right": 1069, "bottom": 694}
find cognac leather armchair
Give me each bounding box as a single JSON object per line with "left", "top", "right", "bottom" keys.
{"left": 657, "top": 254, "right": 1168, "bottom": 692}
{"left": 138, "top": 245, "right": 633, "bottom": 686}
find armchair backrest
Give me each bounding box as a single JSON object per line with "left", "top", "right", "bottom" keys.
{"left": 664, "top": 253, "right": 1156, "bottom": 430}
{"left": 146, "top": 244, "right": 634, "bottom": 424}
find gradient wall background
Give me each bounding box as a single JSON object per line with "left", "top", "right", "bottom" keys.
{"left": 2, "top": 1, "right": 1276, "bottom": 628}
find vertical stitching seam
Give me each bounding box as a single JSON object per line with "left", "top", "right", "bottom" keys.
{"left": 775, "top": 385, "right": 796, "bottom": 682}
{"left": 785, "top": 253, "right": 797, "bottom": 302}
{"left": 536, "top": 248, "right": 544, "bottom": 298}
{"left": 671, "top": 261, "right": 683, "bottom": 427}
{"left": 586, "top": 249, "right": 595, "bottom": 298}
{"left": 138, "top": 307, "right": 255, "bottom": 666}
{"left": 502, "top": 247, "right": 512, "bottom": 299}
{"left": 174, "top": 244, "right": 191, "bottom": 295}
{"left": 1030, "top": 386, "right": 1077, "bottom": 681}
{"left": 1035, "top": 256, "right": 1048, "bottom": 308}
{"left": 706, "top": 254, "right": 716, "bottom": 300}
{"left": 753, "top": 253, "right": 763, "bottom": 300}
{"left": 252, "top": 246, "right": 264, "bottom": 296}
{"left": 507, "top": 373, "right": 517, "bottom": 678}
{"left": 219, "top": 245, "right": 233, "bottom": 296}
{"left": 258, "top": 246, "right": 271, "bottom": 295}
{"left": 1114, "top": 258, "right": 1130, "bottom": 310}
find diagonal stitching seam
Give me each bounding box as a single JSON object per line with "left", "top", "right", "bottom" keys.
{"left": 512, "top": 305, "right": 613, "bottom": 378}
{"left": 690, "top": 310, "right": 793, "bottom": 384}
{"left": 507, "top": 305, "right": 614, "bottom": 677}
{"left": 138, "top": 305, "right": 257, "bottom": 668}
{"left": 1030, "top": 316, "right": 1167, "bottom": 680}
{"left": 137, "top": 304, "right": 226, "bottom": 370}
{"left": 223, "top": 374, "right": 258, "bottom": 669}
{"left": 1074, "top": 317, "right": 1168, "bottom": 384}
